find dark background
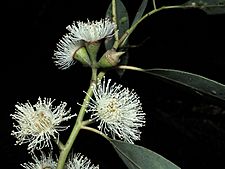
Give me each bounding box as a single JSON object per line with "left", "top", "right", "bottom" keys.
{"left": 2, "top": 0, "right": 225, "bottom": 168}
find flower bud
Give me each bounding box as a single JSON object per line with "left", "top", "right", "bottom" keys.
{"left": 74, "top": 46, "right": 91, "bottom": 66}
{"left": 97, "top": 49, "right": 125, "bottom": 68}
{"left": 85, "top": 42, "right": 101, "bottom": 64}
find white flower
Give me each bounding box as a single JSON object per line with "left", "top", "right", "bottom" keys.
{"left": 66, "top": 153, "right": 99, "bottom": 169}
{"left": 67, "top": 18, "right": 116, "bottom": 42}
{"left": 21, "top": 151, "right": 57, "bottom": 169}
{"left": 11, "top": 97, "right": 76, "bottom": 152}
{"left": 53, "top": 33, "right": 83, "bottom": 69}
{"left": 86, "top": 78, "right": 146, "bottom": 143}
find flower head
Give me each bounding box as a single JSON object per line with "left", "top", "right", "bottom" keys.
{"left": 53, "top": 33, "right": 90, "bottom": 69}
{"left": 86, "top": 78, "right": 146, "bottom": 143}
{"left": 21, "top": 151, "right": 57, "bottom": 169}
{"left": 11, "top": 97, "right": 76, "bottom": 152}
{"left": 66, "top": 153, "right": 99, "bottom": 169}
{"left": 67, "top": 18, "right": 116, "bottom": 42}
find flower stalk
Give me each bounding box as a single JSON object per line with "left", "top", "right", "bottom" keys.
{"left": 81, "top": 126, "right": 110, "bottom": 141}
{"left": 56, "top": 70, "right": 105, "bottom": 169}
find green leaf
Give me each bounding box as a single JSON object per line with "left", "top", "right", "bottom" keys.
{"left": 105, "top": 0, "right": 130, "bottom": 77}
{"left": 131, "top": 0, "right": 148, "bottom": 26}
{"left": 105, "top": 0, "right": 129, "bottom": 50}
{"left": 110, "top": 139, "right": 180, "bottom": 169}
{"left": 146, "top": 69, "right": 225, "bottom": 102}
{"left": 183, "top": 0, "right": 225, "bottom": 14}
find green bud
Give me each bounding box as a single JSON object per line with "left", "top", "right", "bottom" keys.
{"left": 85, "top": 42, "right": 101, "bottom": 64}
{"left": 73, "top": 46, "right": 91, "bottom": 66}
{"left": 97, "top": 49, "right": 125, "bottom": 68}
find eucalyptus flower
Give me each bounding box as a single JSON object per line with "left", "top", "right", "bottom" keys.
{"left": 86, "top": 78, "right": 146, "bottom": 143}
{"left": 21, "top": 151, "right": 57, "bottom": 169}
{"left": 53, "top": 33, "right": 90, "bottom": 69}
{"left": 67, "top": 18, "right": 116, "bottom": 42}
{"left": 66, "top": 153, "right": 99, "bottom": 169}
{"left": 11, "top": 97, "right": 76, "bottom": 152}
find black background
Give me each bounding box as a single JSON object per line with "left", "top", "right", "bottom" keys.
{"left": 2, "top": 0, "right": 225, "bottom": 168}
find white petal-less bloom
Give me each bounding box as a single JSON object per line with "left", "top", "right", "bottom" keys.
{"left": 66, "top": 153, "right": 99, "bottom": 169}
{"left": 86, "top": 78, "right": 146, "bottom": 143}
{"left": 11, "top": 97, "right": 76, "bottom": 152}
{"left": 67, "top": 18, "right": 116, "bottom": 42}
{"left": 21, "top": 151, "right": 57, "bottom": 169}
{"left": 53, "top": 33, "right": 83, "bottom": 69}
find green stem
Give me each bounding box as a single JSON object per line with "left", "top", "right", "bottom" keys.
{"left": 81, "top": 126, "right": 110, "bottom": 141}
{"left": 55, "top": 140, "right": 65, "bottom": 152}
{"left": 118, "top": 5, "right": 187, "bottom": 48}
{"left": 153, "top": 0, "right": 157, "bottom": 9}
{"left": 56, "top": 70, "right": 106, "bottom": 169}
{"left": 56, "top": 121, "right": 81, "bottom": 169}
{"left": 56, "top": 85, "right": 93, "bottom": 169}
{"left": 82, "top": 119, "right": 94, "bottom": 126}
{"left": 117, "top": 65, "right": 145, "bottom": 72}
{"left": 91, "top": 67, "right": 97, "bottom": 82}
{"left": 96, "top": 71, "right": 106, "bottom": 82}
{"left": 112, "top": 0, "right": 119, "bottom": 49}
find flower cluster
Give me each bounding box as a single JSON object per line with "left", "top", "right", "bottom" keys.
{"left": 21, "top": 152, "right": 98, "bottom": 169}
{"left": 86, "top": 77, "right": 146, "bottom": 143}
{"left": 67, "top": 18, "right": 115, "bottom": 42}
{"left": 66, "top": 153, "right": 99, "bottom": 169}
{"left": 54, "top": 35, "right": 84, "bottom": 69}
{"left": 11, "top": 97, "right": 76, "bottom": 152}
{"left": 21, "top": 151, "right": 57, "bottom": 169}
{"left": 53, "top": 18, "right": 116, "bottom": 69}
{"left": 11, "top": 16, "right": 147, "bottom": 169}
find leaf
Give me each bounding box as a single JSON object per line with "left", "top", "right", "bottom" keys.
{"left": 115, "top": 0, "right": 148, "bottom": 77}
{"left": 145, "top": 68, "right": 225, "bottom": 102}
{"left": 131, "top": 0, "right": 148, "bottom": 26}
{"left": 105, "top": 0, "right": 130, "bottom": 77}
{"left": 110, "top": 139, "right": 180, "bottom": 169}
{"left": 183, "top": 0, "right": 225, "bottom": 15}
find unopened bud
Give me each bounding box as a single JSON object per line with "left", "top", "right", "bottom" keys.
{"left": 85, "top": 42, "right": 101, "bottom": 63}
{"left": 74, "top": 46, "right": 91, "bottom": 66}
{"left": 97, "top": 49, "right": 125, "bottom": 68}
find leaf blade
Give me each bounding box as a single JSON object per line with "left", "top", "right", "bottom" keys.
{"left": 131, "top": 0, "right": 148, "bottom": 26}
{"left": 183, "top": 0, "right": 225, "bottom": 14}
{"left": 110, "top": 139, "right": 180, "bottom": 169}
{"left": 146, "top": 68, "right": 225, "bottom": 102}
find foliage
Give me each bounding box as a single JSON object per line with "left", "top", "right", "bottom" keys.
{"left": 10, "top": 0, "right": 225, "bottom": 169}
